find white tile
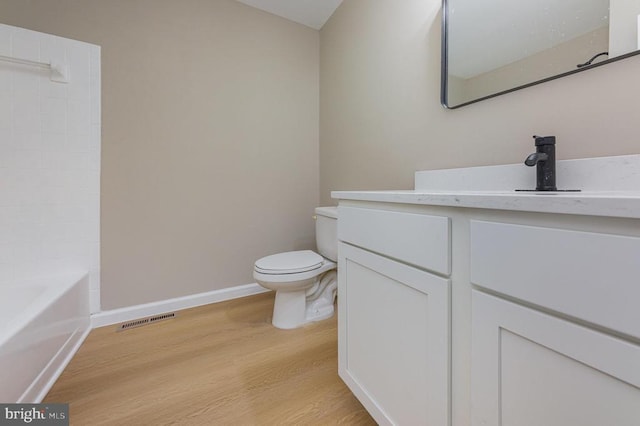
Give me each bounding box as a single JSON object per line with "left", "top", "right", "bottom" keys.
{"left": 65, "top": 132, "right": 89, "bottom": 152}
{"left": 0, "top": 244, "right": 13, "bottom": 263}
{"left": 67, "top": 42, "right": 90, "bottom": 76}
{"left": 89, "top": 47, "right": 100, "bottom": 78}
{"left": 83, "top": 216, "right": 100, "bottom": 243}
{"left": 11, "top": 28, "right": 40, "bottom": 62}
{"left": 42, "top": 96, "right": 67, "bottom": 114}
{"left": 56, "top": 170, "right": 85, "bottom": 195}
{"left": 0, "top": 96, "right": 11, "bottom": 130}
{"left": 0, "top": 148, "right": 41, "bottom": 170}
{"left": 90, "top": 47, "right": 101, "bottom": 125}
{"left": 17, "top": 201, "right": 47, "bottom": 224}
{"left": 39, "top": 34, "right": 66, "bottom": 65}
{"left": 11, "top": 222, "right": 45, "bottom": 248}
{"left": 13, "top": 261, "right": 46, "bottom": 282}
{"left": 0, "top": 264, "right": 14, "bottom": 286}
{"left": 73, "top": 241, "right": 98, "bottom": 265}
{"left": 68, "top": 151, "right": 91, "bottom": 170}
{"left": 12, "top": 241, "right": 42, "bottom": 265}
{"left": 88, "top": 148, "right": 100, "bottom": 171}
{"left": 41, "top": 78, "right": 67, "bottom": 99}
{"left": 41, "top": 97, "right": 67, "bottom": 133}
{"left": 42, "top": 132, "right": 65, "bottom": 151}
{"left": 53, "top": 200, "right": 83, "bottom": 223}
{"left": 44, "top": 223, "right": 72, "bottom": 244}
{"left": 13, "top": 95, "right": 40, "bottom": 131}
{"left": 33, "top": 202, "right": 57, "bottom": 225}
{"left": 88, "top": 243, "right": 100, "bottom": 270}
{"left": 12, "top": 70, "right": 40, "bottom": 98}
{"left": 90, "top": 287, "right": 101, "bottom": 313}
{"left": 44, "top": 150, "right": 82, "bottom": 171}
{"left": 0, "top": 26, "right": 100, "bottom": 296}
{"left": 67, "top": 99, "right": 91, "bottom": 134}
{"left": 89, "top": 124, "right": 101, "bottom": 153}
{"left": 67, "top": 43, "right": 90, "bottom": 100}
{"left": 13, "top": 131, "right": 42, "bottom": 151}
{"left": 0, "top": 128, "right": 13, "bottom": 151}
{"left": 42, "top": 113, "right": 66, "bottom": 134}
{"left": 0, "top": 68, "right": 11, "bottom": 95}
{"left": 0, "top": 24, "right": 12, "bottom": 56}
{"left": 89, "top": 268, "right": 100, "bottom": 287}
{"left": 67, "top": 79, "right": 90, "bottom": 101}
{"left": 0, "top": 207, "right": 19, "bottom": 237}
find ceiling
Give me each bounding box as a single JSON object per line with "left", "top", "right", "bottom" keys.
{"left": 235, "top": 0, "right": 343, "bottom": 30}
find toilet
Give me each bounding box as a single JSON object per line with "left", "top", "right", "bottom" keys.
{"left": 253, "top": 206, "right": 338, "bottom": 329}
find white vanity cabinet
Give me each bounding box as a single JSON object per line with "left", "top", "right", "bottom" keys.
{"left": 337, "top": 206, "right": 451, "bottom": 426}
{"left": 470, "top": 220, "right": 640, "bottom": 426}
{"left": 333, "top": 154, "right": 640, "bottom": 426}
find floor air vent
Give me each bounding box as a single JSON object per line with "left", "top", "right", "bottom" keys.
{"left": 117, "top": 312, "right": 177, "bottom": 331}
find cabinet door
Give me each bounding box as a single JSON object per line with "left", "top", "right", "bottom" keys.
{"left": 338, "top": 242, "right": 450, "bottom": 426}
{"left": 472, "top": 290, "right": 640, "bottom": 426}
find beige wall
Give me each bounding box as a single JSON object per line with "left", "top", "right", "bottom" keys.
{"left": 0, "top": 0, "right": 319, "bottom": 309}
{"left": 320, "top": 0, "right": 640, "bottom": 205}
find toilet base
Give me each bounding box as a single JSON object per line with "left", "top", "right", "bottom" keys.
{"left": 272, "top": 290, "right": 307, "bottom": 329}
{"left": 271, "top": 271, "right": 337, "bottom": 330}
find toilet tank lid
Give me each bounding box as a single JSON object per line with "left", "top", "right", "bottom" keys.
{"left": 315, "top": 206, "right": 337, "bottom": 219}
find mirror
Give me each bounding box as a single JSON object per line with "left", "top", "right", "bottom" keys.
{"left": 442, "top": 0, "right": 640, "bottom": 108}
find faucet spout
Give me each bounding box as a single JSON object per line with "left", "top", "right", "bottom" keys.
{"left": 524, "top": 152, "right": 549, "bottom": 167}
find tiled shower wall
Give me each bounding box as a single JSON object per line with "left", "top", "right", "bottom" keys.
{"left": 0, "top": 24, "right": 101, "bottom": 312}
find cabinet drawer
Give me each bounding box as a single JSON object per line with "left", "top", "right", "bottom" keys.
{"left": 470, "top": 220, "right": 640, "bottom": 339}
{"left": 338, "top": 206, "right": 451, "bottom": 276}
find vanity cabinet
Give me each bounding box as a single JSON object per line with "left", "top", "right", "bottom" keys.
{"left": 337, "top": 207, "right": 451, "bottom": 426}
{"left": 470, "top": 220, "right": 640, "bottom": 425}
{"left": 335, "top": 200, "right": 640, "bottom": 425}
{"left": 333, "top": 156, "right": 640, "bottom": 425}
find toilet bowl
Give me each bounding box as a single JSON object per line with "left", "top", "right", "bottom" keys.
{"left": 253, "top": 207, "right": 338, "bottom": 329}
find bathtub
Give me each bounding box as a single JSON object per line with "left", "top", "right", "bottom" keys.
{"left": 0, "top": 272, "right": 91, "bottom": 402}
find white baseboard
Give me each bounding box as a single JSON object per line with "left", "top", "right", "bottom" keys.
{"left": 91, "top": 283, "right": 270, "bottom": 328}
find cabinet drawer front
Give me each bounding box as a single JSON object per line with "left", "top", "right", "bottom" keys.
{"left": 470, "top": 220, "right": 640, "bottom": 339}
{"left": 338, "top": 206, "right": 451, "bottom": 275}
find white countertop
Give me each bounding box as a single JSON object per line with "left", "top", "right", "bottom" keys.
{"left": 331, "top": 189, "right": 640, "bottom": 219}
{"left": 331, "top": 155, "right": 640, "bottom": 219}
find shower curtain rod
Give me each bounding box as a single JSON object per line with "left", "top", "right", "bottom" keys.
{"left": 0, "top": 53, "right": 69, "bottom": 83}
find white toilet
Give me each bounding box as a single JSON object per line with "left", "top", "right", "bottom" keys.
{"left": 253, "top": 206, "right": 338, "bottom": 329}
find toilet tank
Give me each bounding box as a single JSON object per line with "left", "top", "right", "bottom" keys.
{"left": 315, "top": 206, "right": 338, "bottom": 262}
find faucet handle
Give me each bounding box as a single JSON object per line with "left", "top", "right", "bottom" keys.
{"left": 533, "top": 135, "right": 556, "bottom": 146}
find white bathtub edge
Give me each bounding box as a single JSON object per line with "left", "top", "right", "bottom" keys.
{"left": 16, "top": 272, "right": 91, "bottom": 403}
{"left": 22, "top": 323, "right": 91, "bottom": 403}
{"left": 91, "top": 283, "right": 270, "bottom": 328}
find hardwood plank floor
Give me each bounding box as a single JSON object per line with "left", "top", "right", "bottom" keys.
{"left": 44, "top": 292, "right": 375, "bottom": 425}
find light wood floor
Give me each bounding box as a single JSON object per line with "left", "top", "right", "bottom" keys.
{"left": 44, "top": 292, "right": 375, "bottom": 425}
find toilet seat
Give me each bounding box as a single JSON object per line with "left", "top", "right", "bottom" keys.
{"left": 254, "top": 250, "right": 323, "bottom": 275}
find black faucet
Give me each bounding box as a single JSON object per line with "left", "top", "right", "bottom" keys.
{"left": 524, "top": 135, "right": 556, "bottom": 191}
